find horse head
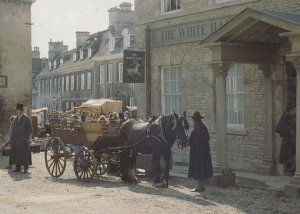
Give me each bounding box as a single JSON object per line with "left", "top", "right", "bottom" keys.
{"left": 160, "top": 112, "right": 189, "bottom": 149}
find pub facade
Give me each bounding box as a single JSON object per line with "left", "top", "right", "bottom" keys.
{"left": 134, "top": 0, "right": 300, "bottom": 194}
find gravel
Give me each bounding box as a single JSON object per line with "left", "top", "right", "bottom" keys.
{"left": 0, "top": 153, "right": 299, "bottom": 214}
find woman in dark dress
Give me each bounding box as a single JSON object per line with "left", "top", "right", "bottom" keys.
{"left": 188, "top": 111, "right": 213, "bottom": 192}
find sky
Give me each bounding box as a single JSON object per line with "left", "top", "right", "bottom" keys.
{"left": 32, "top": 0, "right": 135, "bottom": 58}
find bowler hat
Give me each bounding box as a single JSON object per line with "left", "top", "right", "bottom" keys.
{"left": 16, "top": 103, "right": 24, "bottom": 111}
{"left": 190, "top": 111, "right": 204, "bottom": 120}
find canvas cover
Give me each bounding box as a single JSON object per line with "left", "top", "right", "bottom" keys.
{"left": 75, "top": 99, "right": 123, "bottom": 115}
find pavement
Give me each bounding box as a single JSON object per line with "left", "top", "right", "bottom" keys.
{"left": 170, "top": 164, "right": 290, "bottom": 191}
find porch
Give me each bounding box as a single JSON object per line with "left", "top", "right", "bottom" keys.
{"left": 201, "top": 8, "right": 300, "bottom": 197}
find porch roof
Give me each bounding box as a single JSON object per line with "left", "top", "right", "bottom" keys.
{"left": 200, "top": 8, "right": 300, "bottom": 45}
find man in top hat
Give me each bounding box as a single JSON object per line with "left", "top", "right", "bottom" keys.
{"left": 10, "top": 103, "right": 32, "bottom": 173}
{"left": 188, "top": 111, "right": 213, "bottom": 192}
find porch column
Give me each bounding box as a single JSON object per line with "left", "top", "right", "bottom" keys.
{"left": 258, "top": 64, "right": 276, "bottom": 175}
{"left": 210, "top": 62, "right": 232, "bottom": 172}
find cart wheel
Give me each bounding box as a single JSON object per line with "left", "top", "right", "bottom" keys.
{"left": 96, "top": 155, "right": 109, "bottom": 176}
{"left": 74, "top": 148, "right": 96, "bottom": 182}
{"left": 45, "top": 137, "right": 67, "bottom": 178}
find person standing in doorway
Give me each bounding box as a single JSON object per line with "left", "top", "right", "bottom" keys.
{"left": 188, "top": 111, "right": 213, "bottom": 192}
{"left": 275, "top": 103, "right": 296, "bottom": 176}
{"left": 10, "top": 103, "right": 32, "bottom": 173}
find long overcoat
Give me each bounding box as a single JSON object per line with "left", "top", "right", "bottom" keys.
{"left": 275, "top": 112, "right": 296, "bottom": 164}
{"left": 188, "top": 121, "right": 213, "bottom": 180}
{"left": 10, "top": 114, "right": 32, "bottom": 166}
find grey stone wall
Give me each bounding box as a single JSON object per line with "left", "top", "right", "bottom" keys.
{"left": 134, "top": 0, "right": 300, "bottom": 172}
{"left": 0, "top": 1, "right": 33, "bottom": 135}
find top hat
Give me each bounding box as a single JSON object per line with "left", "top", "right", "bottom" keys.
{"left": 190, "top": 111, "right": 204, "bottom": 120}
{"left": 16, "top": 103, "right": 24, "bottom": 111}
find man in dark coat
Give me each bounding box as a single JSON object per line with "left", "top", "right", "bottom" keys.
{"left": 10, "top": 103, "right": 32, "bottom": 173}
{"left": 188, "top": 111, "right": 213, "bottom": 192}
{"left": 275, "top": 103, "right": 296, "bottom": 176}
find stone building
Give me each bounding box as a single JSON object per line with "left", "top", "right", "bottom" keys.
{"left": 36, "top": 2, "right": 136, "bottom": 111}
{"left": 134, "top": 0, "right": 300, "bottom": 195}
{"left": 0, "top": 0, "right": 36, "bottom": 135}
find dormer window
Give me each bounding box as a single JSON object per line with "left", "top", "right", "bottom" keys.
{"left": 80, "top": 50, "right": 84, "bottom": 60}
{"left": 109, "top": 37, "right": 115, "bottom": 52}
{"left": 161, "top": 0, "right": 181, "bottom": 13}
{"left": 73, "top": 52, "right": 77, "bottom": 62}
{"left": 122, "top": 29, "right": 134, "bottom": 49}
{"left": 60, "top": 58, "right": 64, "bottom": 66}
{"left": 48, "top": 61, "right": 52, "bottom": 70}
{"left": 54, "top": 61, "right": 57, "bottom": 69}
{"left": 88, "top": 48, "right": 92, "bottom": 58}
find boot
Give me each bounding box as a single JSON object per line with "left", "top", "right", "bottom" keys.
{"left": 13, "top": 166, "right": 21, "bottom": 172}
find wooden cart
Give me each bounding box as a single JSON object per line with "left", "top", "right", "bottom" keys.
{"left": 44, "top": 121, "right": 124, "bottom": 182}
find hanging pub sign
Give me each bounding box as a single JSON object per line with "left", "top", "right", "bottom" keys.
{"left": 123, "top": 50, "right": 145, "bottom": 83}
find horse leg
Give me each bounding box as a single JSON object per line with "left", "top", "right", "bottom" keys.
{"left": 120, "top": 150, "right": 130, "bottom": 182}
{"left": 162, "top": 149, "right": 171, "bottom": 188}
{"left": 128, "top": 150, "right": 139, "bottom": 183}
{"left": 153, "top": 152, "right": 161, "bottom": 184}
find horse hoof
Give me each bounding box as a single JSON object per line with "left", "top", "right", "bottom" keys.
{"left": 154, "top": 183, "right": 166, "bottom": 188}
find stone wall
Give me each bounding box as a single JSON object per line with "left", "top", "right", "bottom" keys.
{"left": 134, "top": 0, "right": 300, "bottom": 172}
{"left": 0, "top": 0, "right": 33, "bottom": 135}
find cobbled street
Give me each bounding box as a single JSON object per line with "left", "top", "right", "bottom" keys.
{"left": 0, "top": 153, "right": 299, "bottom": 214}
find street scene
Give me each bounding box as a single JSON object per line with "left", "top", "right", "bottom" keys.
{"left": 1, "top": 0, "right": 300, "bottom": 213}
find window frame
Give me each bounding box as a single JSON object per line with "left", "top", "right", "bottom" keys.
{"left": 99, "top": 64, "right": 106, "bottom": 84}
{"left": 109, "top": 37, "right": 115, "bottom": 52}
{"left": 87, "top": 71, "right": 92, "bottom": 90}
{"left": 161, "top": 65, "right": 182, "bottom": 115}
{"left": 80, "top": 73, "right": 85, "bottom": 90}
{"left": 0, "top": 76, "right": 8, "bottom": 88}
{"left": 65, "top": 75, "right": 70, "bottom": 92}
{"left": 117, "top": 63, "right": 123, "bottom": 83}
{"left": 226, "top": 64, "right": 245, "bottom": 129}
{"left": 107, "top": 64, "right": 113, "bottom": 83}
{"left": 161, "top": 0, "right": 181, "bottom": 14}
{"left": 70, "top": 75, "right": 75, "bottom": 91}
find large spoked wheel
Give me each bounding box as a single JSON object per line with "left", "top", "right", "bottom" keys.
{"left": 96, "top": 154, "right": 109, "bottom": 176}
{"left": 45, "top": 137, "right": 67, "bottom": 178}
{"left": 74, "top": 148, "right": 96, "bottom": 182}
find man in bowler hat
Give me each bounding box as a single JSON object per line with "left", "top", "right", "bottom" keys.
{"left": 188, "top": 111, "right": 213, "bottom": 192}
{"left": 10, "top": 103, "right": 32, "bottom": 173}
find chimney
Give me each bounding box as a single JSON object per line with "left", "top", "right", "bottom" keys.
{"left": 48, "top": 40, "right": 67, "bottom": 61}
{"left": 76, "top": 31, "right": 90, "bottom": 48}
{"left": 120, "top": 2, "right": 132, "bottom": 11}
{"left": 32, "top": 46, "right": 40, "bottom": 59}
{"left": 108, "top": 2, "right": 134, "bottom": 33}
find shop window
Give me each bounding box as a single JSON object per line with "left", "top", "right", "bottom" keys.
{"left": 99, "top": 65, "right": 106, "bottom": 84}
{"left": 0, "top": 76, "right": 8, "bottom": 88}
{"left": 117, "top": 63, "right": 123, "bottom": 83}
{"left": 161, "top": 66, "right": 182, "bottom": 114}
{"left": 226, "top": 64, "right": 245, "bottom": 129}
{"left": 161, "top": 0, "right": 181, "bottom": 13}
{"left": 87, "top": 72, "right": 92, "bottom": 90}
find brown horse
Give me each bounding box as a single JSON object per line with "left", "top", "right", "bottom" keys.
{"left": 119, "top": 113, "right": 189, "bottom": 187}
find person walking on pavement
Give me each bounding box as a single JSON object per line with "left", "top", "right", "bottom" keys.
{"left": 188, "top": 111, "right": 213, "bottom": 192}
{"left": 10, "top": 103, "right": 32, "bottom": 173}
{"left": 5, "top": 115, "right": 16, "bottom": 170}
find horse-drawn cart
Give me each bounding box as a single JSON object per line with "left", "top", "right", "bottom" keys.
{"left": 45, "top": 121, "right": 123, "bottom": 182}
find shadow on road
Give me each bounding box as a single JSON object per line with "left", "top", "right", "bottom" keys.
{"left": 44, "top": 175, "right": 215, "bottom": 207}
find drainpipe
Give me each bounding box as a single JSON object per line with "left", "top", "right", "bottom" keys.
{"left": 145, "top": 26, "right": 151, "bottom": 117}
